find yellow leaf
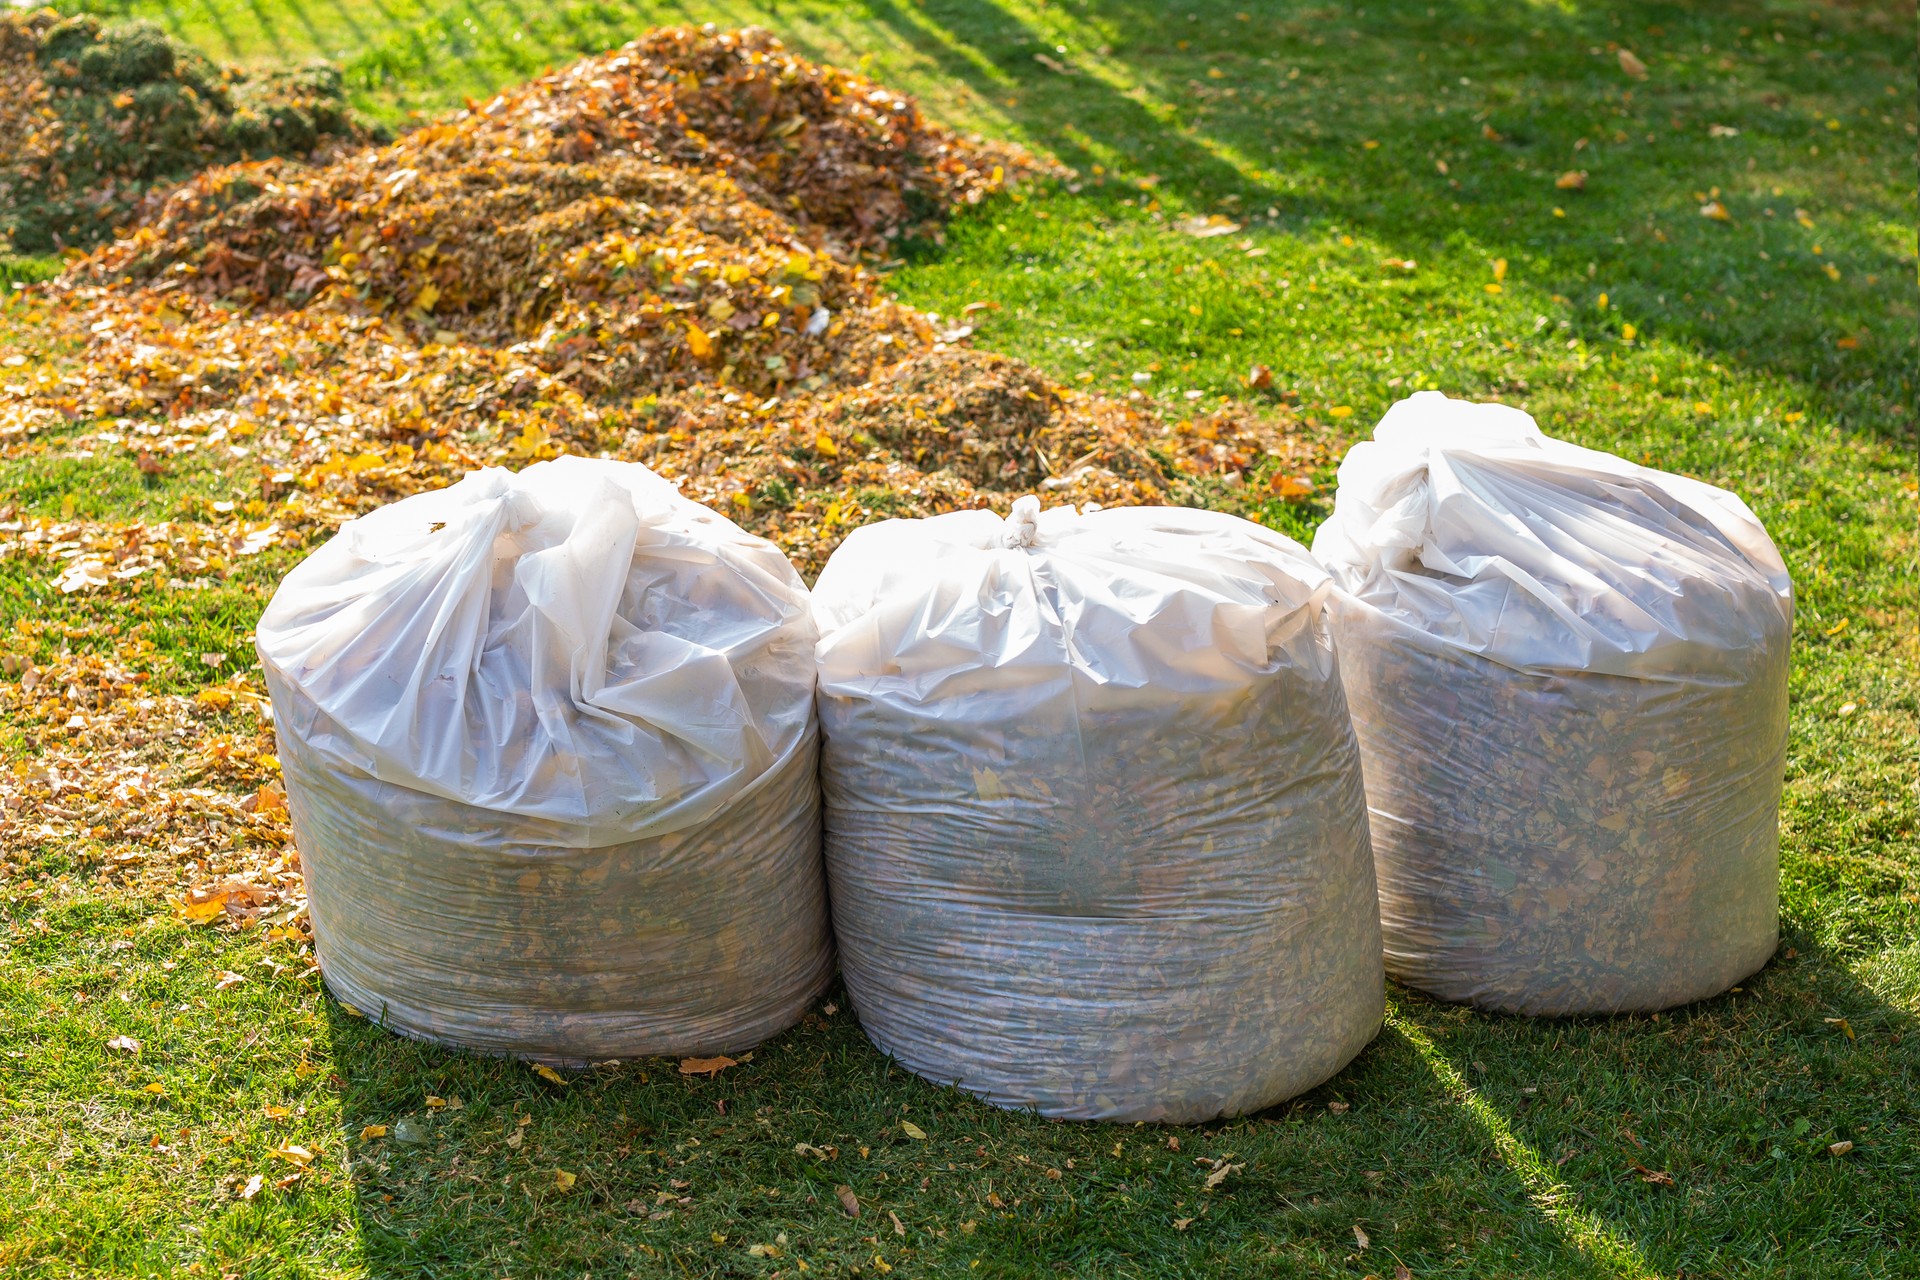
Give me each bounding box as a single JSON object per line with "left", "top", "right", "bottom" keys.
{"left": 1597, "top": 292, "right": 1609, "bottom": 311}
{"left": 813, "top": 431, "right": 840, "bottom": 457}
{"left": 532, "top": 1063, "right": 568, "bottom": 1085}
{"left": 361, "top": 1125, "right": 388, "bottom": 1140}
{"left": 686, "top": 322, "right": 714, "bottom": 359}
{"left": 1484, "top": 283, "right": 1503, "bottom": 294}
{"left": 1621, "top": 323, "right": 1637, "bottom": 342}
{"left": 143, "top": 1082, "right": 166, "bottom": 1095}
{"left": 1492, "top": 258, "right": 1508, "bottom": 282}
{"left": 425, "top": 1095, "right": 447, "bottom": 1109}
{"left": 174, "top": 898, "right": 228, "bottom": 926}
{"left": 269, "top": 1144, "right": 316, "bottom": 1167}
{"left": 414, "top": 283, "right": 441, "bottom": 313}
{"left": 971, "top": 767, "right": 1007, "bottom": 801}
{"left": 1330, "top": 405, "right": 1354, "bottom": 418}
{"left": 1699, "top": 200, "right": 1731, "bottom": 222}
{"left": 900, "top": 1120, "right": 928, "bottom": 1140}
{"left": 554, "top": 1169, "right": 577, "bottom": 1190}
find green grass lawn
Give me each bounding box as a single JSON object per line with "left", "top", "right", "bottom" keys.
{"left": 3, "top": 0, "right": 1916, "bottom": 1276}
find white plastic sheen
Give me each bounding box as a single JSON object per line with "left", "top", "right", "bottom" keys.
{"left": 1314, "top": 392, "right": 1793, "bottom": 1014}
{"left": 814, "top": 503, "right": 1384, "bottom": 1122}
{"left": 258, "top": 457, "right": 832, "bottom": 1061}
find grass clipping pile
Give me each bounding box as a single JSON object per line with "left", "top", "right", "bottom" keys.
{"left": 0, "top": 9, "right": 366, "bottom": 254}
{"left": 4, "top": 24, "right": 1310, "bottom": 579}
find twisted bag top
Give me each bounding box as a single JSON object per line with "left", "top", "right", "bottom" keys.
{"left": 814, "top": 497, "right": 1337, "bottom": 703}
{"left": 256, "top": 456, "right": 816, "bottom": 847}
{"left": 1310, "top": 391, "right": 1793, "bottom": 676}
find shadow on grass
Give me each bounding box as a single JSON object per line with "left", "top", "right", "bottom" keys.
{"left": 837, "top": 0, "right": 1915, "bottom": 439}
{"left": 317, "top": 936, "right": 1915, "bottom": 1276}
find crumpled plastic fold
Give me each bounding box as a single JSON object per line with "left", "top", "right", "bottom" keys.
{"left": 814, "top": 501, "right": 1383, "bottom": 1122}
{"left": 259, "top": 456, "right": 832, "bottom": 1061}
{"left": 1313, "top": 392, "right": 1793, "bottom": 1014}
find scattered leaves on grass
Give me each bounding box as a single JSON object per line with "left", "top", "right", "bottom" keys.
{"left": 554, "top": 1169, "right": 577, "bottom": 1191}
{"left": 899, "top": 1120, "right": 928, "bottom": 1140}
{"left": 836, "top": 1184, "right": 861, "bottom": 1218}
{"left": 360, "top": 1124, "right": 387, "bottom": 1140}
{"left": 531, "top": 1063, "right": 569, "bottom": 1085}
{"left": 1829, "top": 1140, "right": 1855, "bottom": 1157}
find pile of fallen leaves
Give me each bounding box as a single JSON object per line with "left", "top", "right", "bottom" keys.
{"left": 0, "top": 25, "right": 1315, "bottom": 929}
{"left": 0, "top": 8, "right": 368, "bottom": 254}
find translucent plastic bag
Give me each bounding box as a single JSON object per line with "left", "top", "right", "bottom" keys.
{"left": 258, "top": 457, "right": 833, "bottom": 1062}
{"left": 813, "top": 499, "right": 1383, "bottom": 1122}
{"left": 1313, "top": 392, "right": 1793, "bottom": 1015}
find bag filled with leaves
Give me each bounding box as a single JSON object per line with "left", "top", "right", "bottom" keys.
{"left": 813, "top": 498, "right": 1383, "bottom": 1122}
{"left": 1313, "top": 392, "right": 1793, "bottom": 1015}
{"left": 258, "top": 456, "right": 832, "bottom": 1062}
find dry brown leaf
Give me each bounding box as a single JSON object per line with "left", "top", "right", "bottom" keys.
{"left": 1628, "top": 1164, "right": 1675, "bottom": 1187}
{"left": 836, "top": 1184, "right": 861, "bottom": 1218}
{"left": 678, "top": 1055, "right": 738, "bottom": 1077}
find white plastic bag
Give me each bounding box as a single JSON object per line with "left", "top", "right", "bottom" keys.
{"left": 813, "top": 498, "right": 1383, "bottom": 1122}
{"left": 258, "top": 456, "right": 832, "bottom": 1061}
{"left": 1314, "top": 392, "right": 1793, "bottom": 1015}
